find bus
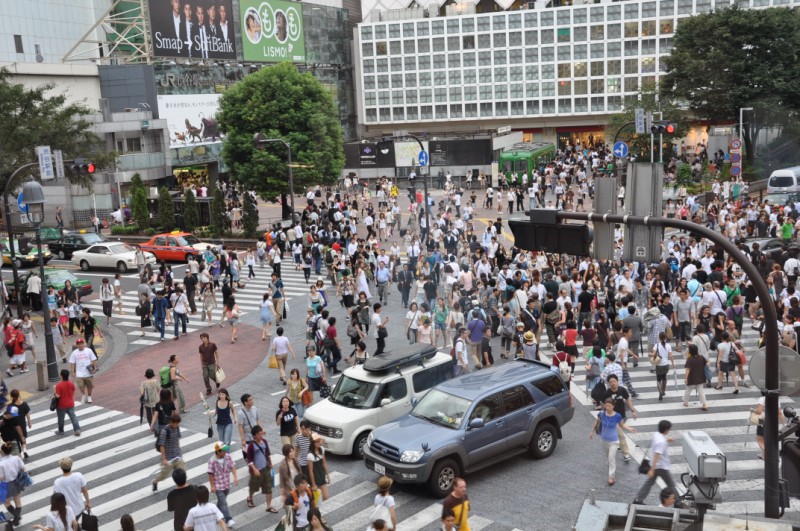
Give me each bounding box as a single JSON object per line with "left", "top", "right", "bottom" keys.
{"left": 498, "top": 142, "right": 556, "bottom": 182}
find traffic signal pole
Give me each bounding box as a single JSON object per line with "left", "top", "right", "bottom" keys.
{"left": 547, "top": 209, "right": 782, "bottom": 519}
{"left": 3, "top": 162, "right": 40, "bottom": 317}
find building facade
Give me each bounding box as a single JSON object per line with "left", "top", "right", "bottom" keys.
{"left": 354, "top": 0, "right": 799, "bottom": 147}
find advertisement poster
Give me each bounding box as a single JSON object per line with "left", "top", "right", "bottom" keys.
{"left": 157, "top": 94, "right": 224, "bottom": 147}
{"left": 240, "top": 0, "right": 306, "bottom": 63}
{"left": 359, "top": 143, "right": 377, "bottom": 167}
{"left": 149, "top": 0, "right": 237, "bottom": 59}
{"left": 394, "top": 141, "right": 429, "bottom": 168}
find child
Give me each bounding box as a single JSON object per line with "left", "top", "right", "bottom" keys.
{"left": 67, "top": 300, "right": 81, "bottom": 337}
{"left": 57, "top": 302, "right": 69, "bottom": 330}
{"left": 288, "top": 474, "right": 315, "bottom": 529}
{"left": 7, "top": 319, "right": 28, "bottom": 375}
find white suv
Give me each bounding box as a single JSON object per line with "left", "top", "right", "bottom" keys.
{"left": 303, "top": 345, "right": 452, "bottom": 457}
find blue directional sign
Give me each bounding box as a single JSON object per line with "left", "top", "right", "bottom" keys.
{"left": 418, "top": 150, "right": 429, "bottom": 167}
{"left": 17, "top": 193, "right": 28, "bottom": 214}
{"left": 613, "top": 141, "right": 629, "bottom": 158}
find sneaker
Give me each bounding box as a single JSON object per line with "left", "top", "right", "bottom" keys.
{"left": 54, "top": 430, "right": 64, "bottom": 436}
{"left": 60, "top": 358, "right": 67, "bottom": 363}
{"left": 5, "top": 369, "right": 12, "bottom": 377}
{"left": 81, "top": 396, "right": 87, "bottom": 404}
{"left": 227, "top": 519, "right": 235, "bottom": 527}
{"left": 74, "top": 431, "right": 81, "bottom": 436}
{"left": 87, "top": 396, "right": 93, "bottom": 403}
{"left": 152, "top": 482, "right": 158, "bottom": 492}
{"left": 624, "top": 456, "right": 631, "bottom": 464}
{"left": 20, "top": 368, "right": 29, "bottom": 373}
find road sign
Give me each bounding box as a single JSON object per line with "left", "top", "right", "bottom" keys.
{"left": 635, "top": 246, "right": 646, "bottom": 258}
{"left": 418, "top": 150, "right": 429, "bottom": 167}
{"left": 613, "top": 141, "right": 629, "bottom": 158}
{"left": 497, "top": 126, "right": 511, "bottom": 135}
{"left": 17, "top": 193, "right": 28, "bottom": 214}
{"left": 730, "top": 153, "right": 741, "bottom": 164}
{"left": 730, "top": 165, "right": 742, "bottom": 176}
{"left": 53, "top": 150, "right": 65, "bottom": 179}
{"left": 730, "top": 138, "right": 742, "bottom": 150}
{"left": 36, "top": 145, "right": 54, "bottom": 181}
{"left": 749, "top": 346, "right": 800, "bottom": 396}
{"left": 635, "top": 108, "right": 646, "bottom": 134}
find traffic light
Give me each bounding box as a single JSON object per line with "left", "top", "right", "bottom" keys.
{"left": 70, "top": 158, "right": 96, "bottom": 175}
{"left": 650, "top": 121, "right": 677, "bottom": 135}
{"left": 509, "top": 210, "right": 593, "bottom": 256}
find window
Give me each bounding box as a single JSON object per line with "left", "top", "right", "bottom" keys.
{"left": 541, "top": 82, "right": 555, "bottom": 96}
{"left": 494, "top": 50, "right": 507, "bottom": 65}
{"left": 448, "top": 36, "right": 460, "bottom": 51}
{"left": 642, "top": 39, "right": 656, "bottom": 55}
{"left": 381, "top": 378, "right": 407, "bottom": 403}
{"left": 404, "top": 57, "right": 416, "bottom": 71}
{"left": 540, "top": 47, "right": 554, "bottom": 62}
{"left": 526, "top": 65, "right": 539, "bottom": 80}
{"left": 495, "top": 85, "right": 507, "bottom": 99}
{"left": 477, "top": 17, "right": 490, "bottom": 32}
{"left": 479, "top": 51, "right": 492, "bottom": 66}
{"left": 574, "top": 27, "right": 587, "bottom": 41}
{"left": 390, "top": 57, "right": 402, "bottom": 71}
{"left": 660, "top": 38, "right": 674, "bottom": 52}
{"left": 433, "top": 54, "right": 446, "bottom": 69}
{"left": 574, "top": 80, "right": 588, "bottom": 94}
{"left": 449, "top": 70, "right": 461, "bottom": 84}
{"left": 558, "top": 98, "right": 572, "bottom": 113}
{"left": 421, "top": 106, "right": 433, "bottom": 120}
{"left": 557, "top": 28, "right": 570, "bottom": 42}
{"left": 434, "top": 71, "right": 446, "bottom": 86}
{"left": 361, "top": 27, "right": 373, "bottom": 40}
{"left": 392, "top": 90, "right": 404, "bottom": 104}
{"left": 496, "top": 68, "right": 508, "bottom": 83}
{"left": 526, "top": 83, "right": 540, "bottom": 97}
{"left": 525, "top": 30, "right": 538, "bottom": 46}
{"left": 492, "top": 15, "right": 506, "bottom": 31}
{"left": 479, "top": 68, "right": 492, "bottom": 83}
{"left": 378, "top": 92, "right": 390, "bottom": 105}
{"left": 557, "top": 46, "right": 571, "bottom": 61}
{"left": 463, "top": 53, "right": 475, "bottom": 67}
{"left": 510, "top": 49, "right": 523, "bottom": 64}
{"left": 154, "top": 237, "right": 166, "bottom": 246}
{"left": 641, "top": 21, "right": 657, "bottom": 37}
{"left": 469, "top": 394, "right": 502, "bottom": 423}
{"left": 524, "top": 12, "right": 537, "bottom": 27}
{"left": 661, "top": 19, "right": 674, "bottom": 33}
{"left": 493, "top": 33, "right": 506, "bottom": 48}
{"left": 403, "top": 23, "right": 414, "bottom": 37}
{"left": 625, "top": 41, "right": 639, "bottom": 56}
{"left": 509, "top": 14, "right": 522, "bottom": 29}
{"left": 435, "top": 87, "right": 447, "bottom": 102}
{"left": 573, "top": 45, "right": 587, "bottom": 60}
{"left": 557, "top": 63, "right": 571, "bottom": 78}
{"left": 625, "top": 77, "right": 639, "bottom": 92}
{"left": 608, "top": 96, "right": 623, "bottom": 111}
{"left": 541, "top": 29, "right": 554, "bottom": 44}
{"left": 660, "top": 0, "right": 675, "bottom": 15}
{"left": 495, "top": 101, "right": 508, "bottom": 116}
{"left": 464, "top": 69, "right": 476, "bottom": 84}
{"left": 418, "top": 56, "right": 431, "bottom": 70}
{"left": 364, "top": 92, "right": 376, "bottom": 105}
{"left": 624, "top": 3, "right": 639, "bottom": 19}
{"left": 375, "top": 25, "right": 386, "bottom": 39}
{"left": 407, "top": 107, "right": 418, "bottom": 121}
{"left": 502, "top": 386, "right": 535, "bottom": 414}
{"left": 542, "top": 99, "right": 555, "bottom": 114}
{"left": 465, "top": 103, "right": 478, "bottom": 117}
{"left": 641, "top": 57, "right": 656, "bottom": 73}
{"left": 389, "top": 24, "right": 401, "bottom": 38}
{"left": 480, "top": 85, "right": 493, "bottom": 100}
{"left": 511, "top": 101, "right": 524, "bottom": 116}
{"left": 13, "top": 35, "right": 23, "bottom": 54}
{"left": 390, "top": 41, "right": 401, "bottom": 55}
{"left": 419, "top": 72, "right": 431, "bottom": 87}
{"left": 450, "top": 104, "right": 462, "bottom": 118}
{"left": 607, "top": 78, "right": 620, "bottom": 93}
{"left": 363, "top": 60, "right": 375, "bottom": 74}
{"left": 432, "top": 37, "right": 445, "bottom": 51}
{"left": 464, "top": 86, "right": 477, "bottom": 101}
{"left": 625, "top": 22, "right": 638, "bottom": 37}
{"left": 590, "top": 25, "right": 604, "bottom": 40}
{"left": 574, "top": 8, "right": 587, "bottom": 23}
{"left": 376, "top": 42, "right": 387, "bottom": 55}
{"left": 510, "top": 66, "right": 524, "bottom": 81}
{"left": 362, "top": 43, "right": 373, "bottom": 57}
{"left": 574, "top": 62, "right": 587, "bottom": 76}
{"left": 607, "top": 60, "right": 621, "bottom": 75}
{"left": 590, "top": 6, "right": 604, "bottom": 23}
{"left": 540, "top": 11, "right": 553, "bottom": 26}
{"left": 418, "top": 39, "right": 430, "bottom": 53}
{"left": 509, "top": 32, "right": 522, "bottom": 47}
{"left": 377, "top": 58, "right": 388, "bottom": 73}
{"left": 525, "top": 48, "right": 538, "bottom": 63}
{"left": 447, "top": 19, "right": 460, "bottom": 34}
{"left": 591, "top": 79, "right": 604, "bottom": 94}
{"left": 678, "top": 0, "right": 693, "bottom": 14}
{"left": 533, "top": 375, "right": 566, "bottom": 397}
{"left": 406, "top": 90, "right": 418, "bottom": 103}
{"left": 448, "top": 54, "right": 461, "bottom": 69}
{"left": 607, "top": 42, "right": 621, "bottom": 58}
{"left": 463, "top": 35, "right": 475, "bottom": 50}
{"left": 378, "top": 75, "right": 389, "bottom": 89}
{"left": 478, "top": 34, "right": 490, "bottom": 50}
{"left": 366, "top": 109, "right": 377, "bottom": 123}
{"left": 607, "top": 24, "right": 621, "bottom": 39}
{"left": 391, "top": 74, "right": 403, "bottom": 88}
{"left": 480, "top": 102, "right": 493, "bottom": 117}
{"left": 417, "top": 22, "right": 429, "bottom": 36}
{"left": 432, "top": 20, "right": 444, "bottom": 35}
{"left": 419, "top": 89, "right": 432, "bottom": 103}
{"left": 558, "top": 80, "right": 571, "bottom": 96}
{"left": 590, "top": 43, "right": 604, "bottom": 59}
{"left": 510, "top": 83, "right": 523, "bottom": 99}
{"left": 527, "top": 100, "right": 539, "bottom": 114}
{"left": 450, "top": 87, "right": 462, "bottom": 101}
{"left": 607, "top": 5, "right": 621, "bottom": 20}
{"left": 404, "top": 40, "right": 416, "bottom": 54}
{"left": 643, "top": 1, "right": 658, "bottom": 16}
{"left": 575, "top": 98, "right": 588, "bottom": 112}
{"left": 591, "top": 97, "right": 605, "bottom": 112}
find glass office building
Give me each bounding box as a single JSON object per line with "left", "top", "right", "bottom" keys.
{"left": 354, "top": 0, "right": 799, "bottom": 139}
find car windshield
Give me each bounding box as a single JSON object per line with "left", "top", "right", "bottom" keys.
{"left": 109, "top": 243, "right": 136, "bottom": 255}
{"left": 82, "top": 233, "right": 104, "bottom": 244}
{"left": 411, "top": 389, "right": 471, "bottom": 429}
{"left": 329, "top": 375, "right": 380, "bottom": 409}
{"left": 176, "top": 235, "right": 201, "bottom": 246}
{"left": 45, "top": 270, "right": 76, "bottom": 284}
{"left": 765, "top": 193, "right": 800, "bottom": 206}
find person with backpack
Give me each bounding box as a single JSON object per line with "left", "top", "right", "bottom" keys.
{"left": 452, "top": 328, "right": 470, "bottom": 376}
{"left": 715, "top": 332, "right": 740, "bottom": 394}
{"left": 650, "top": 332, "right": 675, "bottom": 401}
{"left": 245, "top": 425, "right": 276, "bottom": 512}
{"left": 161, "top": 354, "right": 189, "bottom": 413}
{"left": 152, "top": 413, "right": 185, "bottom": 492}
{"left": 552, "top": 340, "right": 571, "bottom": 384}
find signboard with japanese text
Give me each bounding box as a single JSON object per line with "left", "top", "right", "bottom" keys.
{"left": 157, "top": 93, "right": 223, "bottom": 147}
{"left": 240, "top": 0, "right": 306, "bottom": 63}
{"left": 148, "top": 0, "right": 237, "bottom": 59}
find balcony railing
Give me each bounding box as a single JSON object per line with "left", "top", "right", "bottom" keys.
{"left": 116, "top": 152, "right": 167, "bottom": 171}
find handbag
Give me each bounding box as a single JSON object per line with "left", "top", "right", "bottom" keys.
{"left": 319, "top": 384, "right": 332, "bottom": 399}
{"left": 378, "top": 326, "right": 388, "bottom": 339}
{"left": 268, "top": 355, "right": 279, "bottom": 369}
{"left": 49, "top": 394, "right": 59, "bottom": 412}
{"left": 638, "top": 441, "right": 652, "bottom": 474}
{"left": 369, "top": 497, "right": 393, "bottom": 524}
{"left": 13, "top": 470, "right": 33, "bottom": 492}
{"left": 301, "top": 389, "right": 312, "bottom": 406}
{"left": 81, "top": 509, "right": 99, "bottom": 531}
{"left": 215, "top": 366, "right": 226, "bottom": 384}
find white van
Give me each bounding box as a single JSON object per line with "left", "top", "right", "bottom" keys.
{"left": 303, "top": 345, "right": 452, "bottom": 456}
{"left": 767, "top": 166, "right": 800, "bottom": 194}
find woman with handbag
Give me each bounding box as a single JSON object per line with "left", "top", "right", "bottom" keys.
{"left": 271, "top": 327, "right": 296, "bottom": 385}
{"left": 139, "top": 369, "right": 160, "bottom": 427}
{"left": 285, "top": 369, "right": 310, "bottom": 419}
{"left": 589, "top": 398, "right": 636, "bottom": 486}
{"left": 213, "top": 388, "right": 237, "bottom": 447}
{"left": 222, "top": 297, "right": 241, "bottom": 344}
{"left": 305, "top": 346, "right": 327, "bottom": 406}
{"left": 32, "top": 492, "right": 78, "bottom": 531}
{"left": 651, "top": 332, "right": 675, "bottom": 401}
{"left": 0, "top": 441, "right": 26, "bottom": 525}
{"left": 260, "top": 293, "right": 276, "bottom": 341}
{"left": 370, "top": 476, "right": 397, "bottom": 530}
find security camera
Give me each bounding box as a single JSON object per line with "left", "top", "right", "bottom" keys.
{"left": 682, "top": 431, "right": 727, "bottom": 482}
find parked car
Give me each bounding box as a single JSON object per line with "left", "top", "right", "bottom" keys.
{"left": 48, "top": 231, "right": 106, "bottom": 260}
{"left": 741, "top": 237, "right": 800, "bottom": 267}
{"left": 304, "top": 345, "right": 451, "bottom": 457}
{"left": 72, "top": 242, "right": 156, "bottom": 273}
{"left": 363, "top": 359, "right": 575, "bottom": 497}
{"left": 5, "top": 268, "right": 93, "bottom": 303}
{"left": 767, "top": 166, "right": 800, "bottom": 194}
{"left": 138, "top": 231, "right": 210, "bottom": 262}
{"left": 0, "top": 238, "right": 52, "bottom": 269}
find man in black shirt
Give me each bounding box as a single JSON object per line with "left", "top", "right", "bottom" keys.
{"left": 577, "top": 283, "right": 595, "bottom": 333}
{"left": 541, "top": 292, "right": 559, "bottom": 347}
{"left": 0, "top": 405, "right": 24, "bottom": 454}
{"left": 602, "top": 375, "right": 638, "bottom": 463}
{"left": 183, "top": 269, "right": 198, "bottom": 315}
{"left": 167, "top": 468, "right": 197, "bottom": 531}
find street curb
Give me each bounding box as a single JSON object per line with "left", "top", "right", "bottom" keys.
{"left": 95, "top": 322, "right": 128, "bottom": 375}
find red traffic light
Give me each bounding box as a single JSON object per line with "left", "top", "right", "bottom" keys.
{"left": 650, "top": 121, "right": 677, "bottom": 136}
{"left": 665, "top": 124, "right": 675, "bottom": 134}
{"left": 70, "top": 158, "right": 97, "bottom": 175}
{"left": 86, "top": 163, "right": 96, "bottom": 174}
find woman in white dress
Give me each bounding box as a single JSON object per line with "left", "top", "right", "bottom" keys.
{"left": 356, "top": 265, "right": 372, "bottom": 300}
{"left": 32, "top": 493, "right": 77, "bottom": 531}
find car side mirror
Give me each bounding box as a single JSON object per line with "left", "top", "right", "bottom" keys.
{"left": 468, "top": 418, "right": 485, "bottom": 430}
{"left": 411, "top": 397, "right": 418, "bottom": 407}
{"left": 380, "top": 398, "right": 391, "bottom": 407}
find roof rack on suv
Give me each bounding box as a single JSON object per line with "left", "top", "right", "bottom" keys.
{"left": 363, "top": 344, "right": 438, "bottom": 373}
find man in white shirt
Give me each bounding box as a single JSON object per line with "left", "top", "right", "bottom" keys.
{"left": 454, "top": 328, "right": 470, "bottom": 375}
{"left": 633, "top": 420, "right": 681, "bottom": 506}
{"left": 700, "top": 250, "right": 716, "bottom": 275}
{"left": 69, "top": 339, "right": 98, "bottom": 404}
{"left": 53, "top": 457, "right": 91, "bottom": 519}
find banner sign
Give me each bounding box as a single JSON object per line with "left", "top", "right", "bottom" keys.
{"left": 157, "top": 94, "right": 223, "bottom": 147}
{"left": 240, "top": 0, "right": 306, "bottom": 63}
{"left": 360, "top": 143, "right": 377, "bottom": 167}
{"left": 149, "top": 0, "right": 237, "bottom": 59}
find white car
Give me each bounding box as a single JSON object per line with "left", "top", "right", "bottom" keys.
{"left": 72, "top": 242, "right": 156, "bottom": 273}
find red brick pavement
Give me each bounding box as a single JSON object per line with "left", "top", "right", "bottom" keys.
{"left": 91, "top": 323, "right": 267, "bottom": 415}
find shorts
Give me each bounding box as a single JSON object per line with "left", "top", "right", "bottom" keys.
{"left": 248, "top": 467, "right": 273, "bottom": 495}
{"left": 435, "top": 322, "right": 446, "bottom": 331}
{"left": 11, "top": 354, "right": 26, "bottom": 366}
{"left": 756, "top": 425, "right": 765, "bottom": 437}
{"left": 77, "top": 377, "right": 94, "bottom": 393}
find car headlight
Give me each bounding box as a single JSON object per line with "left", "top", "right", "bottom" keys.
{"left": 367, "top": 432, "right": 375, "bottom": 447}
{"left": 400, "top": 450, "right": 425, "bottom": 463}
{"left": 333, "top": 428, "right": 343, "bottom": 439}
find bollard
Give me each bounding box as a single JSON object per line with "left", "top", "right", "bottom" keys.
{"left": 36, "top": 360, "right": 47, "bottom": 391}
{"left": 589, "top": 488, "right": 596, "bottom": 506}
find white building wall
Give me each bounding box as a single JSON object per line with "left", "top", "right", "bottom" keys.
{"left": 355, "top": 0, "right": 799, "bottom": 131}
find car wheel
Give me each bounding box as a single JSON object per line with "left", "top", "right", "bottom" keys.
{"left": 428, "top": 458, "right": 460, "bottom": 498}
{"left": 116, "top": 261, "right": 128, "bottom": 273}
{"left": 529, "top": 422, "right": 557, "bottom": 459}
{"left": 57, "top": 250, "right": 65, "bottom": 260}
{"left": 353, "top": 431, "right": 370, "bottom": 458}
{"left": 12, "top": 258, "right": 21, "bottom": 269}
{"left": 80, "top": 260, "right": 90, "bottom": 271}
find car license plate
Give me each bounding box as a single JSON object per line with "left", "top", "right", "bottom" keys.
{"left": 374, "top": 463, "right": 385, "bottom": 475}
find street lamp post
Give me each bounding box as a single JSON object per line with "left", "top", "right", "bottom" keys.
{"left": 20, "top": 180, "right": 59, "bottom": 383}
{"left": 3, "top": 162, "right": 40, "bottom": 317}
{"left": 740, "top": 106, "right": 754, "bottom": 154}
{"left": 253, "top": 133, "right": 295, "bottom": 221}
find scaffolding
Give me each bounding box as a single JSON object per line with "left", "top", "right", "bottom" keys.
{"left": 62, "top": 0, "right": 153, "bottom": 64}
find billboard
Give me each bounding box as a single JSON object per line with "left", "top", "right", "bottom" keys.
{"left": 240, "top": 0, "right": 306, "bottom": 63}
{"left": 157, "top": 94, "right": 223, "bottom": 147}
{"left": 149, "top": 0, "right": 237, "bottom": 59}
{"left": 394, "top": 141, "right": 429, "bottom": 168}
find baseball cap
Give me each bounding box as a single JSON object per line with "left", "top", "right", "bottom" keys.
{"left": 10, "top": 319, "right": 21, "bottom": 327}
{"left": 76, "top": 338, "right": 85, "bottom": 344}
{"left": 214, "top": 442, "right": 230, "bottom": 453}
{"left": 59, "top": 457, "right": 73, "bottom": 470}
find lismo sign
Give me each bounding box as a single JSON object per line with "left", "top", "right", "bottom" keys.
{"left": 240, "top": 0, "right": 306, "bottom": 63}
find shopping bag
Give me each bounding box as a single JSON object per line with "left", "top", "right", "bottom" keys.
{"left": 215, "top": 366, "right": 226, "bottom": 384}
{"left": 81, "top": 510, "right": 99, "bottom": 531}
{"left": 268, "top": 355, "right": 279, "bottom": 369}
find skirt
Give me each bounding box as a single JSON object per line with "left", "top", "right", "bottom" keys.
{"left": 308, "top": 376, "right": 323, "bottom": 391}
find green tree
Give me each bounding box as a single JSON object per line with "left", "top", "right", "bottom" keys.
{"left": 211, "top": 188, "right": 228, "bottom": 237}
{"left": 0, "top": 68, "right": 114, "bottom": 191}
{"left": 182, "top": 188, "right": 199, "bottom": 233}
{"left": 155, "top": 186, "right": 175, "bottom": 231}
{"left": 129, "top": 174, "right": 150, "bottom": 230}
{"left": 218, "top": 62, "right": 344, "bottom": 199}
{"left": 661, "top": 6, "right": 800, "bottom": 165}
{"left": 606, "top": 83, "right": 689, "bottom": 166}
{"left": 240, "top": 191, "right": 259, "bottom": 238}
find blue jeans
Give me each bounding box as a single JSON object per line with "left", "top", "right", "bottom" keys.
{"left": 57, "top": 407, "right": 80, "bottom": 433}
{"left": 215, "top": 489, "right": 232, "bottom": 521}
{"left": 173, "top": 312, "right": 187, "bottom": 337}
{"left": 154, "top": 316, "right": 166, "bottom": 339}
{"left": 217, "top": 423, "right": 233, "bottom": 446}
